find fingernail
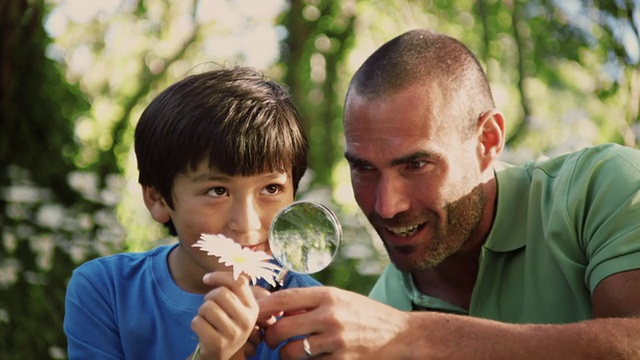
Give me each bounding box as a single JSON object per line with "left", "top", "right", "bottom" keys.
{"left": 202, "top": 273, "right": 210, "bottom": 283}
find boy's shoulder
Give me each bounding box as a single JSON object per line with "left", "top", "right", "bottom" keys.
{"left": 72, "top": 244, "right": 175, "bottom": 280}
{"left": 282, "top": 271, "right": 322, "bottom": 289}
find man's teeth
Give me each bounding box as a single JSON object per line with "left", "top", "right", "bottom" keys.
{"left": 387, "top": 225, "right": 419, "bottom": 237}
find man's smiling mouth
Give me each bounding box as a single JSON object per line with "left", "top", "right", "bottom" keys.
{"left": 386, "top": 224, "right": 422, "bottom": 237}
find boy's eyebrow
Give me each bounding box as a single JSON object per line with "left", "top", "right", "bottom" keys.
{"left": 258, "top": 172, "right": 289, "bottom": 181}
{"left": 190, "top": 173, "right": 230, "bottom": 183}
{"left": 344, "top": 151, "right": 437, "bottom": 167}
{"left": 190, "top": 172, "right": 289, "bottom": 183}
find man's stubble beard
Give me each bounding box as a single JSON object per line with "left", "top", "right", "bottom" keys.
{"left": 379, "top": 183, "right": 486, "bottom": 272}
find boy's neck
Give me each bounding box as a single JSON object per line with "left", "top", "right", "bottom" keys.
{"left": 167, "top": 245, "right": 211, "bottom": 294}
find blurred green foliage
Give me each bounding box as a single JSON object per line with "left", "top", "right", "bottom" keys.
{"left": 0, "top": 0, "right": 88, "bottom": 358}
{"left": 0, "top": 0, "right": 638, "bottom": 358}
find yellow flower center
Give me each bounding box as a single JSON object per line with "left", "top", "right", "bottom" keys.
{"left": 231, "top": 254, "right": 248, "bottom": 264}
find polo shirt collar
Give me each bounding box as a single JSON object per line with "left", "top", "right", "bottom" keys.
{"left": 483, "top": 163, "right": 531, "bottom": 252}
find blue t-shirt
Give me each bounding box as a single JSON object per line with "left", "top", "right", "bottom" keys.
{"left": 64, "top": 244, "right": 321, "bottom": 359}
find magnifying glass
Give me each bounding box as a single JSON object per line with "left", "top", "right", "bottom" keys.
{"left": 268, "top": 200, "right": 342, "bottom": 288}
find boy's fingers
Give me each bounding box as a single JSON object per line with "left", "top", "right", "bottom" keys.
{"left": 202, "top": 271, "right": 246, "bottom": 288}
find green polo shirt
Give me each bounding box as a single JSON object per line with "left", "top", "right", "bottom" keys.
{"left": 369, "top": 143, "right": 640, "bottom": 323}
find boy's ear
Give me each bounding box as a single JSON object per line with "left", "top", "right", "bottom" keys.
{"left": 476, "top": 109, "right": 505, "bottom": 170}
{"left": 142, "top": 186, "right": 171, "bottom": 224}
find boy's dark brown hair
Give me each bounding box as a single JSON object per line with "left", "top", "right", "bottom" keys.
{"left": 134, "top": 66, "right": 308, "bottom": 234}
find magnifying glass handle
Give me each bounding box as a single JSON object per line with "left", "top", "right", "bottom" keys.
{"left": 264, "top": 269, "right": 288, "bottom": 292}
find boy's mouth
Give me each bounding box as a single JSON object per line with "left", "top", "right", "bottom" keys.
{"left": 243, "top": 243, "right": 269, "bottom": 253}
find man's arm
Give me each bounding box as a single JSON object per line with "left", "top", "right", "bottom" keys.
{"left": 402, "top": 270, "right": 640, "bottom": 359}
{"left": 260, "top": 270, "right": 640, "bottom": 359}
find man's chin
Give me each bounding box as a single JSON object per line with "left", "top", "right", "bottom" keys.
{"left": 389, "top": 253, "right": 441, "bottom": 272}
{"left": 389, "top": 255, "right": 420, "bottom": 272}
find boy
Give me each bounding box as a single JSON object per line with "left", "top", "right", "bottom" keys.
{"left": 64, "top": 66, "right": 321, "bottom": 359}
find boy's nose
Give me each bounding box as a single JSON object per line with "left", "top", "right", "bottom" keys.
{"left": 228, "top": 198, "right": 262, "bottom": 233}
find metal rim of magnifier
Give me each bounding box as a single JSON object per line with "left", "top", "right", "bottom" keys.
{"left": 268, "top": 200, "right": 342, "bottom": 273}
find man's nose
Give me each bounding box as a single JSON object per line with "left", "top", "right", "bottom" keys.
{"left": 375, "top": 174, "right": 410, "bottom": 219}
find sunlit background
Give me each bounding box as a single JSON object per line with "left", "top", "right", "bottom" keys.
{"left": 1, "top": 0, "right": 639, "bottom": 358}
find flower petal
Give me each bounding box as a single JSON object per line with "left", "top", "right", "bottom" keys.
{"left": 194, "top": 232, "right": 282, "bottom": 286}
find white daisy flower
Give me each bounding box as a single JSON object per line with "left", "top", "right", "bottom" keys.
{"left": 193, "top": 233, "right": 283, "bottom": 287}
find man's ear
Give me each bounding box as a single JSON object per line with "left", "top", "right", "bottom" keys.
{"left": 142, "top": 186, "right": 171, "bottom": 224}
{"left": 477, "top": 109, "right": 505, "bottom": 170}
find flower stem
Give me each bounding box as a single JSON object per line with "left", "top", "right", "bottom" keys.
{"left": 191, "top": 343, "right": 201, "bottom": 360}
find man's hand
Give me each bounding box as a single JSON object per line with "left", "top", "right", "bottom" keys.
{"left": 258, "top": 272, "right": 640, "bottom": 360}
{"left": 258, "top": 286, "right": 410, "bottom": 359}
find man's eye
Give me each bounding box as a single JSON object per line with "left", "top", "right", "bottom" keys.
{"left": 349, "top": 162, "right": 374, "bottom": 172}
{"left": 207, "top": 187, "right": 227, "bottom": 197}
{"left": 407, "top": 160, "right": 426, "bottom": 170}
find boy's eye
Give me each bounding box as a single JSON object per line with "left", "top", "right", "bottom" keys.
{"left": 262, "top": 184, "right": 282, "bottom": 195}
{"left": 207, "top": 187, "right": 228, "bottom": 197}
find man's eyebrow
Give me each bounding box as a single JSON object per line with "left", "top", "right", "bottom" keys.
{"left": 344, "top": 152, "right": 370, "bottom": 167}
{"left": 344, "top": 151, "right": 438, "bottom": 167}
{"left": 390, "top": 152, "right": 436, "bottom": 166}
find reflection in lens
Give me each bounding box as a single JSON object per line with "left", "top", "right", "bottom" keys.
{"left": 269, "top": 201, "right": 342, "bottom": 274}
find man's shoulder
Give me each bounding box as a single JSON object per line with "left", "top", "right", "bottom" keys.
{"left": 533, "top": 143, "right": 640, "bottom": 174}
{"left": 545, "top": 143, "right": 640, "bottom": 196}
{"left": 503, "top": 143, "right": 640, "bottom": 196}
{"left": 576, "top": 143, "right": 640, "bottom": 174}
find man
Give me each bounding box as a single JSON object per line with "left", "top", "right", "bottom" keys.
{"left": 258, "top": 29, "right": 640, "bottom": 359}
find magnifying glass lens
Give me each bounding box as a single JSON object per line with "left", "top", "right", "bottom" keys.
{"left": 269, "top": 201, "right": 342, "bottom": 275}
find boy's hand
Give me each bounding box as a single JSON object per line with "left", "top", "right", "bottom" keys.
{"left": 241, "top": 286, "right": 274, "bottom": 358}
{"left": 191, "top": 272, "right": 263, "bottom": 360}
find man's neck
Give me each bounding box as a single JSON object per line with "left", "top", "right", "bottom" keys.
{"left": 411, "top": 247, "right": 481, "bottom": 310}
{"left": 411, "top": 175, "right": 497, "bottom": 310}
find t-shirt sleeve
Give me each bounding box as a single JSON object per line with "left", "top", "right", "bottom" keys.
{"left": 64, "top": 262, "right": 124, "bottom": 360}
{"left": 568, "top": 145, "right": 640, "bottom": 291}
